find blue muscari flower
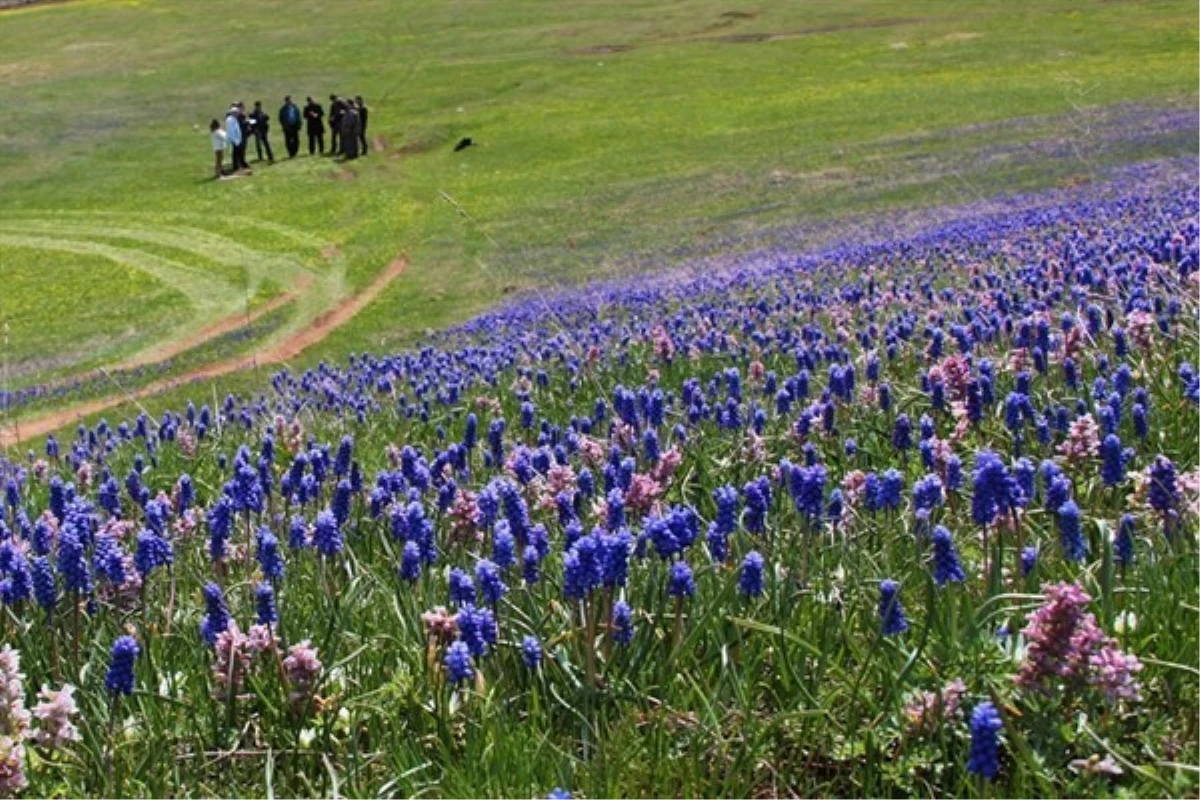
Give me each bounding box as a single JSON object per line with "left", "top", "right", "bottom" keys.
{"left": 713, "top": 485, "right": 739, "bottom": 535}
{"left": 456, "top": 604, "right": 497, "bottom": 657}
{"left": 1020, "top": 545, "right": 1038, "bottom": 576}
{"left": 892, "top": 413, "right": 912, "bottom": 452}
{"left": 463, "top": 413, "right": 479, "bottom": 450}
{"left": 288, "top": 515, "right": 308, "bottom": 549}
{"left": 966, "top": 701, "right": 1003, "bottom": 780}
{"left": 177, "top": 475, "right": 195, "bottom": 511}
{"left": 827, "top": 489, "right": 844, "bottom": 525}
{"left": 313, "top": 509, "right": 344, "bottom": 557}
{"left": 742, "top": 477, "right": 771, "bottom": 534}
{"left": 739, "top": 551, "right": 765, "bottom": 597}
{"left": 706, "top": 521, "right": 728, "bottom": 563}
{"left": 1132, "top": 403, "right": 1148, "bottom": 439}
{"left": 206, "top": 496, "right": 233, "bottom": 562}
{"left": 476, "top": 559, "right": 507, "bottom": 605}
{"left": 334, "top": 435, "right": 354, "bottom": 478}
{"left": 521, "top": 635, "right": 542, "bottom": 669}
{"left": 0, "top": 543, "right": 31, "bottom": 606}
{"left": 400, "top": 541, "right": 422, "bottom": 581}
{"left": 1115, "top": 514, "right": 1135, "bottom": 566}
{"left": 912, "top": 474, "right": 944, "bottom": 512}
{"left": 522, "top": 544, "right": 541, "bottom": 585}
{"left": 1100, "top": 434, "right": 1126, "bottom": 486}
{"left": 98, "top": 477, "right": 121, "bottom": 517}
{"left": 106, "top": 635, "right": 139, "bottom": 696}
{"left": 612, "top": 600, "right": 634, "bottom": 645}
{"left": 1011, "top": 458, "right": 1035, "bottom": 507}
{"left": 134, "top": 529, "right": 173, "bottom": 578}
{"left": 546, "top": 789, "right": 571, "bottom": 799}
{"left": 605, "top": 488, "right": 625, "bottom": 532}
{"left": 332, "top": 479, "right": 353, "bottom": 527}
{"left": 1057, "top": 500, "right": 1087, "bottom": 562}
{"left": 878, "top": 579, "right": 908, "bottom": 636}
{"left": 668, "top": 560, "right": 696, "bottom": 599}
{"left": 444, "top": 640, "right": 474, "bottom": 684}
{"left": 642, "top": 429, "right": 660, "bottom": 464}
{"left": 971, "top": 451, "right": 1021, "bottom": 526}
{"left": 449, "top": 567, "right": 477, "bottom": 606}
{"left": 878, "top": 383, "right": 892, "bottom": 411}
{"left": 876, "top": 469, "right": 904, "bottom": 512}
{"left": 930, "top": 526, "right": 965, "bottom": 586}
{"left": 791, "top": 464, "right": 827, "bottom": 522}
{"left": 94, "top": 542, "right": 127, "bottom": 592}
{"left": 1148, "top": 455, "right": 1179, "bottom": 515}
{"left": 200, "top": 582, "right": 230, "bottom": 645}
{"left": 601, "top": 530, "right": 633, "bottom": 588}
{"left": 57, "top": 526, "right": 92, "bottom": 596}
{"left": 945, "top": 456, "right": 963, "bottom": 491}
{"left": 32, "top": 516, "right": 54, "bottom": 556}
{"left": 256, "top": 528, "right": 285, "bottom": 582}
{"left": 492, "top": 522, "right": 517, "bottom": 570}
{"left": 255, "top": 581, "right": 278, "bottom": 625}
{"left": 646, "top": 515, "right": 679, "bottom": 559}
{"left": 31, "top": 556, "right": 55, "bottom": 613}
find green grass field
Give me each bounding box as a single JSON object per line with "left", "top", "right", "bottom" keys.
{"left": 0, "top": 0, "right": 1196, "bottom": 418}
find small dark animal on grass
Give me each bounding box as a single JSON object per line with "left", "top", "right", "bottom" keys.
{"left": 454, "top": 137, "right": 474, "bottom": 152}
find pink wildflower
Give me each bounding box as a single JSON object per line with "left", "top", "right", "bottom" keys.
{"left": 1015, "top": 582, "right": 1142, "bottom": 705}
{"left": 624, "top": 474, "right": 663, "bottom": 515}
{"left": 283, "top": 641, "right": 322, "bottom": 704}
{"left": 31, "top": 685, "right": 80, "bottom": 751}
{"left": 904, "top": 678, "right": 967, "bottom": 735}
{"left": 1058, "top": 414, "right": 1100, "bottom": 463}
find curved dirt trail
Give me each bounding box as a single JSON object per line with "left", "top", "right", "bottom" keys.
{"left": 1, "top": 255, "right": 407, "bottom": 448}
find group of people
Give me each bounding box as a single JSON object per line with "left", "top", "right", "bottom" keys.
{"left": 208, "top": 94, "right": 370, "bottom": 179}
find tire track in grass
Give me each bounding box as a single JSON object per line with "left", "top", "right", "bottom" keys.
{"left": 0, "top": 213, "right": 348, "bottom": 384}
{"left": 0, "top": 254, "right": 407, "bottom": 447}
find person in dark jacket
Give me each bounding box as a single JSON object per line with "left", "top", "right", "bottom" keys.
{"left": 328, "top": 94, "right": 347, "bottom": 155}
{"left": 340, "top": 102, "right": 361, "bottom": 160}
{"left": 304, "top": 96, "right": 325, "bottom": 155}
{"left": 278, "top": 95, "right": 302, "bottom": 158}
{"left": 354, "top": 95, "right": 369, "bottom": 156}
{"left": 235, "top": 102, "right": 252, "bottom": 168}
{"left": 250, "top": 101, "right": 274, "bottom": 162}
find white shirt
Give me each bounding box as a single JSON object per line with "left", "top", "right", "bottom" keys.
{"left": 211, "top": 128, "right": 227, "bottom": 152}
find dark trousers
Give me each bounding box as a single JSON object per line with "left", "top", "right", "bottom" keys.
{"left": 284, "top": 127, "right": 300, "bottom": 158}
{"left": 308, "top": 129, "right": 324, "bottom": 155}
{"left": 254, "top": 130, "right": 274, "bottom": 162}
{"left": 358, "top": 126, "right": 368, "bottom": 156}
{"left": 233, "top": 141, "right": 249, "bottom": 170}
{"left": 329, "top": 124, "right": 341, "bottom": 155}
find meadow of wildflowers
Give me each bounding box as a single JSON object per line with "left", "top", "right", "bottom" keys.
{"left": 0, "top": 166, "right": 1196, "bottom": 798}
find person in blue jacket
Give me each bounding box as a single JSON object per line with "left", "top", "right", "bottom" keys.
{"left": 278, "top": 95, "right": 302, "bottom": 158}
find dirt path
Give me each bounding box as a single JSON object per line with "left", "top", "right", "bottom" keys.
{"left": 1, "top": 255, "right": 407, "bottom": 448}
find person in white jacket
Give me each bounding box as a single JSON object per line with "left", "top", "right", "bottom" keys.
{"left": 209, "top": 119, "right": 227, "bottom": 179}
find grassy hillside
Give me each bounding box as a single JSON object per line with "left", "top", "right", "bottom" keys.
{"left": 0, "top": 0, "right": 1196, "bottom": 402}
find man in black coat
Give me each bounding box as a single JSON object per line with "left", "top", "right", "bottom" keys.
{"left": 304, "top": 96, "right": 325, "bottom": 155}
{"left": 233, "top": 102, "right": 251, "bottom": 171}
{"left": 278, "top": 95, "right": 302, "bottom": 158}
{"left": 354, "top": 95, "right": 369, "bottom": 156}
{"left": 250, "top": 101, "right": 274, "bottom": 162}
{"left": 328, "top": 94, "right": 347, "bottom": 156}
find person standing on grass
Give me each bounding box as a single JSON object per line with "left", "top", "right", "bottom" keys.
{"left": 341, "top": 101, "right": 361, "bottom": 160}
{"left": 224, "top": 105, "right": 246, "bottom": 172}
{"left": 304, "top": 95, "right": 325, "bottom": 155}
{"left": 209, "top": 119, "right": 227, "bottom": 179}
{"left": 328, "top": 94, "right": 346, "bottom": 155}
{"left": 354, "top": 95, "right": 369, "bottom": 156}
{"left": 250, "top": 101, "right": 274, "bottom": 162}
{"left": 279, "top": 95, "right": 302, "bottom": 158}
{"left": 236, "top": 102, "right": 252, "bottom": 169}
